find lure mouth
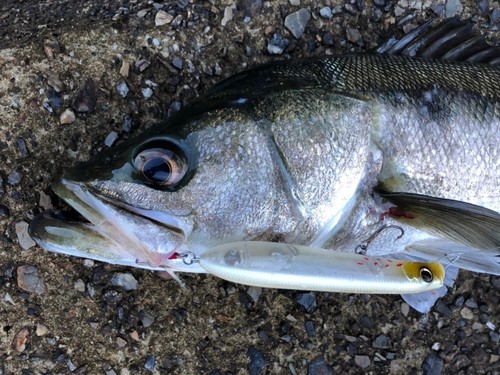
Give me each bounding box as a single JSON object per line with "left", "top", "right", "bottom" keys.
{"left": 29, "top": 178, "right": 204, "bottom": 273}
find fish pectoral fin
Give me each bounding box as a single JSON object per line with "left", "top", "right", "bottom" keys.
{"left": 379, "top": 191, "right": 500, "bottom": 252}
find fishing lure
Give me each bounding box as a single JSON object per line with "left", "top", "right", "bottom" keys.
{"left": 179, "top": 241, "right": 445, "bottom": 294}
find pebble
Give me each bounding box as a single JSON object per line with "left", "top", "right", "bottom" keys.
{"left": 247, "top": 286, "right": 262, "bottom": 303}
{"left": 116, "top": 82, "right": 129, "bottom": 98}
{"left": 373, "top": 334, "right": 390, "bottom": 349}
{"left": 401, "top": 302, "right": 410, "bottom": 316}
{"left": 247, "top": 346, "right": 265, "bottom": 375}
{"left": 144, "top": 355, "right": 155, "bottom": 371}
{"left": 74, "top": 279, "right": 85, "bottom": 292}
{"left": 140, "top": 310, "right": 156, "bottom": 328}
{"left": 308, "top": 355, "right": 332, "bottom": 375}
{"left": 111, "top": 273, "right": 139, "bottom": 291}
{"left": 17, "top": 265, "right": 46, "bottom": 293}
{"left": 121, "top": 115, "right": 133, "bottom": 133}
{"left": 116, "top": 337, "right": 127, "bottom": 348}
{"left": 134, "top": 60, "right": 151, "bottom": 73}
{"left": 48, "top": 90, "right": 62, "bottom": 107}
{"left": 465, "top": 298, "right": 478, "bottom": 309}
{"left": 434, "top": 300, "right": 453, "bottom": 317}
{"left": 422, "top": 354, "right": 444, "bottom": 375}
{"left": 445, "top": 0, "right": 462, "bottom": 17}
{"left": 120, "top": 60, "right": 130, "bottom": 77}
{"left": 13, "top": 328, "right": 29, "bottom": 352}
{"left": 142, "top": 87, "right": 153, "bottom": 99}
{"left": 15, "top": 221, "right": 36, "bottom": 250}
{"left": 221, "top": 4, "right": 236, "bottom": 27}
{"left": 304, "top": 320, "right": 315, "bottom": 337}
{"left": 0, "top": 204, "right": 9, "bottom": 219}
{"left": 460, "top": 307, "right": 474, "bottom": 320}
{"left": 294, "top": 292, "right": 316, "bottom": 313}
{"left": 72, "top": 78, "right": 97, "bottom": 113}
{"left": 67, "top": 359, "right": 77, "bottom": 372}
{"left": 104, "top": 131, "right": 118, "bottom": 147}
{"left": 172, "top": 57, "right": 183, "bottom": 69}
{"left": 354, "top": 355, "right": 371, "bottom": 369}
{"left": 285, "top": 8, "right": 311, "bottom": 39}
{"left": 8, "top": 171, "right": 22, "bottom": 185}
{"left": 17, "top": 137, "right": 29, "bottom": 158}
{"left": 359, "top": 314, "right": 374, "bottom": 329}
{"left": 36, "top": 324, "right": 49, "bottom": 336}
{"left": 43, "top": 39, "right": 60, "bottom": 60}
{"left": 47, "top": 72, "right": 64, "bottom": 92}
{"left": 346, "top": 27, "right": 363, "bottom": 46}
{"left": 38, "top": 191, "right": 53, "bottom": 210}
{"left": 289, "top": 0, "right": 300, "bottom": 5}
{"left": 155, "top": 10, "right": 173, "bottom": 26}
{"left": 60, "top": 108, "right": 76, "bottom": 125}
{"left": 319, "top": 7, "right": 332, "bottom": 19}
{"left": 242, "top": 0, "right": 262, "bottom": 17}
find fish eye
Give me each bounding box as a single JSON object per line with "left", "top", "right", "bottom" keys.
{"left": 420, "top": 267, "right": 433, "bottom": 283}
{"left": 133, "top": 145, "right": 188, "bottom": 187}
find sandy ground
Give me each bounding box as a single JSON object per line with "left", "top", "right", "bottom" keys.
{"left": 0, "top": 0, "right": 499, "bottom": 374}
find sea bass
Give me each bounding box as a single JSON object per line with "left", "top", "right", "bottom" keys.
{"left": 29, "top": 19, "right": 500, "bottom": 313}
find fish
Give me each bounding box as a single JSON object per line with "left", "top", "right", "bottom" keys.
{"left": 29, "top": 18, "right": 500, "bottom": 313}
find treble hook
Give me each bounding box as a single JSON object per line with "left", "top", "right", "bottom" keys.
{"left": 436, "top": 253, "right": 462, "bottom": 269}
{"left": 355, "top": 224, "right": 405, "bottom": 255}
{"left": 176, "top": 252, "right": 200, "bottom": 265}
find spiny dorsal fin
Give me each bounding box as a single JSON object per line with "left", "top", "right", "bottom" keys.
{"left": 376, "top": 17, "right": 500, "bottom": 65}
{"left": 379, "top": 192, "right": 500, "bottom": 252}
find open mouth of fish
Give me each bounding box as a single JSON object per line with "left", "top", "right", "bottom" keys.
{"left": 29, "top": 179, "right": 206, "bottom": 274}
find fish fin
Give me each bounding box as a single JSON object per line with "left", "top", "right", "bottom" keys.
{"left": 379, "top": 192, "right": 500, "bottom": 251}
{"left": 376, "top": 17, "right": 500, "bottom": 64}
{"left": 385, "top": 250, "right": 459, "bottom": 313}
{"left": 406, "top": 238, "right": 500, "bottom": 276}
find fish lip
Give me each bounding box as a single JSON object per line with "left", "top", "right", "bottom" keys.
{"left": 30, "top": 177, "right": 203, "bottom": 271}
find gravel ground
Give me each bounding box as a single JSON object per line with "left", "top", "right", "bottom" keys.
{"left": 1, "top": 0, "right": 499, "bottom": 374}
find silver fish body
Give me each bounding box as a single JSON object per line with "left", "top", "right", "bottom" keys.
{"left": 29, "top": 21, "right": 500, "bottom": 310}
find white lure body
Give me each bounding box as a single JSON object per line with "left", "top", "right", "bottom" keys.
{"left": 198, "top": 241, "right": 445, "bottom": 294}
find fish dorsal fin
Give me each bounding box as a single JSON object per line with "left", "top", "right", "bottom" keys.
{"left": 379, "top": 192, "right": 500, "bottom": 251}
{"left": 376, "top": 17, "right": 500, "bottom": 65}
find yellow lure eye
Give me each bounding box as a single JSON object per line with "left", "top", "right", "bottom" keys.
{"left": 401, "top": 262, "right": 445, "bottom": 283}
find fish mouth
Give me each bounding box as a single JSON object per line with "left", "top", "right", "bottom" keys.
{"left": 29, "top": 178, "right": 205, "bottom": 273}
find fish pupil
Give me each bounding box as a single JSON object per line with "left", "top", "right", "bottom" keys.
{"left": 143, "top": 158, "right": 171, "bottom": 183}
{"left": 420, "top": 267, "right": 433, "bottom": 283}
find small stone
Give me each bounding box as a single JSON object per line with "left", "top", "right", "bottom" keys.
{"left": 373, "top": 334, "right": 390, "bottom": 349}
{"left": 319, "top": 7, "right": 332, "bottom": 19}
{"left": 346, "top": 27, "right": 363, "bottom": 46}
{"left": 140, "top": 310, "right": 156, "bottom": 328}
{"left": 120, "top": 61, "right": 130, "bottom": 77}
{"left": 134, "top": 59, "right": 151, "bottom": 73}
{"left": 289, "top": 0, "right": 300, "bottom": 5}
{"left": 104, "top": 131, "right": 118, "bottom": 147}
{"left": 472, "top": 322, "right": 483, "bottom": 330}
{"left": 465, "top": 298, "right": 478, "bottom": 309}
{"left": 285, "top": 8, "right": 311, "bottom": 39}
{"left": 116, "top": 82, "right": 129, "bottom": 98}
{"left": 0, "top": 205, "right": 10, "bottom": 219}
{"left": 72, "top": 78, "right": 97, "bottom": 113}
{"left": 401, "top": 302, "right": 410, "bottom": 316}
{"left": 355, "top": 355, "right": 371, "bottom": 369}
{"left": 491, "top": 354, "right": 500, "bottom": 363}
{"left": 431, "top": 342, "right": 441, "bottom": 351}
{"left": 221, "top": 4, "right": 236, "bottom": 27}
{"left": 60, "top": 108, "right": 76, "bottom": 125}
{"left": 461, "top": 307, "right": 474, "bottom": 320}
{"left": 17, "top": 138, "right": 29, "bottom": 158}
{"left": 247, "top": 346, "right": 265, "bottom": 375}
{"left": 83, "top": 259, "right": 95, "bottom": 267}
{"left": 304, "top": 320, "right": 315, "bottom": 337}
{"left": 142, "top": 87, "right": 153, "bottom": 99}
{"left": 116, "top": 337, "right": 127, "bottom": 348}
{"left": 13, "top": 328, "right": 29, "bottom": 352}
{"left": 172, "top": 57, "right": 183, "bottom": 69}
{"left": 489, "top": 330, "right": 500, "bottom": 342}
{"left": 36, "top": 324, "right": 48, "bottom": 336}
{"left": 155, "top": 10, "right": 173, "bottom": 26}
{"left": 111, "top": 273, "right": 139, "bottom": 291}
{"left": 47, "top": 72, "right": 64, "bottom": 92}
{"left": 308, "top": 355, "right": 332, "bottom": 375}
{"left": 130, "top": 330, "right": 140, "bottom": 341}
{"left": 434, "top": 300, "right": 453, "bottom": 317}
{"left": 67, "top": 359, "right": 77, "bottom": 372}
{"left": 17, "top": 265, "right": 46, "bottom": 293}
{"left": 144, "top": 355, "right": 155, "bottom": 371}
{"left": 137, "top": 9, "right": 148, "bottom": 18}
{"left": 74, "top": 279, "right": 85, "bottom": 292}
{"left": 445, "top": 0, "right": 462, "bottom": 17}
{"left": 359, "top": 314, "right": 374, "bottom": 329}
{"left": 295, "top": 292, "right": 316, "bottom": 313}
{"left": 121, "top": 115, "right": 133, "bottom": 133}
{"left": 15, "top": 221, "right": 36, "bottom": 250}
{"left": 8, "top": 171, "right": 22, "bottom": 185}
{"left": 39, "top": 191, "right": 53, "bottom": 210}
{"left": 247, "top": 286, "right": 262, "bottom": 303}
{"left": 422, "top": 354, "right": 443, "bottom": 375}
{"left": 43, "top": 39, "right": 60, "bottom": 59}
